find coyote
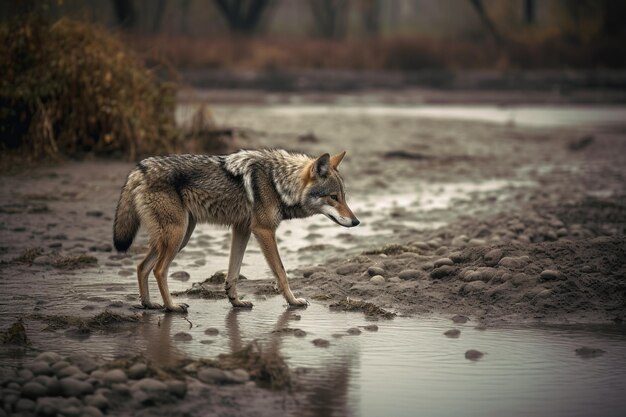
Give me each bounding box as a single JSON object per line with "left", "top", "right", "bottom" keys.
{"left": 113, "top": 149, "right": 359, "bottom": 312}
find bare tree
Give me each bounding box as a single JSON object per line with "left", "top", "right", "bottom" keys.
{"left": 112, "top": 0, "right": 137, "bottom": 30}
{"left": 212, "top": 0, "right": 271, "bottom": 34}
{"left": 468, "top": 0, "right": 502, "bottom": 46}
{"left": 309, "top": 0, "right": 349, "bottom": 39}
{"left": 358, "top": 0, "right": 380, "bottom": 37}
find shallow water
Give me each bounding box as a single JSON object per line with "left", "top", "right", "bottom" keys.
{"left": 262, "top": 104, "right": 626, "bottom": 129}
{"left": 3, "top": 297, "right": 626, "bottom": 417}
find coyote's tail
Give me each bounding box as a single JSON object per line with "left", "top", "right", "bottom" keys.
{"left": 113, "top": 174, "right": 140, "bottom": 252}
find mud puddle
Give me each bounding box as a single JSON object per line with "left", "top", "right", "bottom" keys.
{"left": 3, "top": 297, "right": 626, "bottom": 416}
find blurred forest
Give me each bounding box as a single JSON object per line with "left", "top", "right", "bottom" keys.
{"left": 2, "top": 0, "right": 626, "bottom": 71}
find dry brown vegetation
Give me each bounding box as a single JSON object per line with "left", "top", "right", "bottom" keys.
{"left": 0, "top": 15, "right": 179, "bottom": 162}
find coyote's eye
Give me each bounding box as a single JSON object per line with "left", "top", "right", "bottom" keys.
{"left": 330, "top": 194, "right": 339, "bottom": 201}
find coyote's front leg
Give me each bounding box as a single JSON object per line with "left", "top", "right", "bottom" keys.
{"left": 253, "top": 227, "right": 307, "bottom": 307}
{"left": 225, "top": 226, "right": 253, "bottom": 308}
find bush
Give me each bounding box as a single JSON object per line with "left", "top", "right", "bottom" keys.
{"left": 0, "top": 14, "right": 180, "bottom": 161}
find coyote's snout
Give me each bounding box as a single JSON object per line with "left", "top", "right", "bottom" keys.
{"left": 113, "top": 149, "right": 359, "bottom": 312}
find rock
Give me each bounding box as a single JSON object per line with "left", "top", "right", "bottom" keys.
{"left": 103, "top": 369, "right": 127, "bottom": 386}
{"left": 468, "top": 239, "right": 486, "bottom": 247}
{"left": 451, "top": 315, "right": 469, "bottom": 324}
{"left": 363, "top": 325, "right": 379, "bottom": 332}
{"left": 173, "top": 332, "right": 192, "bottom": 341}
{"left": 444, "top": 329, "right": 461, "bottom": 338}
{"left": 22, "top": 381, "right": 47, "bottom": 399}
{"left": 165, "top": 380, "right": 187, "bottom": 398}
{"left": 451, "top": 235, "right": 469, "bottom": 247}
{"left": 539, "top": 270, "right": 563, "bottom": 281}
{"left": 128, "top": 363, "right": 148, "bottom": 379}
{"left": 60, "top": 377, "right": 94, "bottom": 397}
{"left": 580, "top": 265, "right": 593, "bottom": 273}
{"left": 460, "top": 281, "right": 488, "bottom": 294}
{"left": 82, "top": 405, "right": 104, "bottom": 417}
{"left": 35, "top": 397, "right": 78, "bottom": 416}
{"left": 483, "top": 249, "right": 503, "bottom": 267}
{"left": 32, "top": 375, "right": 61, "bottom": 396}
{"left": 204, "top": 328, "right": 219, "bottom": 336}
{"left": 15, "top": 398, "right": 36, "bottom": 412}
{"left": 197, "top": 368, "right": 228, "bottom": 384}
{"left": 370, "top": 275, "right": 385, "bottom": 284}
{"left": 347, "top": 328, "right": 361, "bottom": 335}
{"left": 171, "top": 271, "right": 190, "bottom": 281}
{"left": 56, "top": 365, "right": 84, "bottom": 379}
{"left": 336, "top": 264, "right": 360, "bottom": 275}
{"left": 111, "top": 383, "right": 130, "bottom": 396}
{"left": 398, "top": 269, "right": 421, "bottom": 280}
{"left": 35, "top": 352, "right": 63, "bottom": 364}
{"left": 511, "top": 273, "right": 536, "bottom": 287}
{"left": 293, "top": 329, "right": 307, "bottom": 337}
{"left": 223, "top": 369, "right": 250, "bottom": 384}
{"left": 33, "top": 255, "right": 52, "bottom": 265}
{"left": 421, "top": 262, "right": 434, "bottom": 271}
{"left": 28, "top": 361, "right": 54, "bottom": 376}
{"left": 433, "top": 258, "right": 454, "bottom": 268}
{"left": 388, "top": 277, "right": 401, "bottom": 283}
{"left": 312, "top": 338, "right": 330, "bottom": 348}
{"left": 465, "top": 350, "right": 484, "bottom": 361}
{"left": 474, "top": 324, "right": 487, "bottom": 331}
{"left": 301, "top": 266, "right": 325, "bottom": 278}
{"left": 575, "top": 347, "right": 605, "bottom": 358}
{"left": 59, "top": 405, "right": 82, "bottom": 417}
{"left": 498, "top": 256, "right": 530, "bottom": 269}
{"left": 133, "top": 378, "right": 169, "bottom": 392}
{"left": 17, "top": 369, "right": 34, "bottom": 383}
{"left": 84, "top": 394, "right": 109, "bottom": 410}
{"left": 51, "top": 361, "right": 70, "bottom": 373}
{"left": 367, "top": 266, "right": 385, "bottom": 277}
{"left": 430, "top": 266, "right": 456, "bottom": 279}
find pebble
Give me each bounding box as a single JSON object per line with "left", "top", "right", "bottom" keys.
{"left": 133, "top": 378, "right": 169, "bottom": 392}
{"left": 60, "top": 377, "right": 94, "bottom": 397}
{"left": 35, "top": 397, "right": 81, "bottom": 416}
{"left": 28, "top": 361, "right": 54, "bottom": 376}
{"left": 444, "top": 329, "right": 461, "bottom": 338}
{"left": 539, "top": 269, "right": 563, "bottom": 281}
{"left": 171, "top": 271, "right": 190, "bottom": 281}
{"left": 465, "top": 349, "right": 484, "bottom": 361}
{"left": 398, "top": 269, "right": 421, "bottom": 280}
{"left": 51, "top": 361, "right": 70, "bottom": 372}
{"left": 173, "top": 332, "right": 193, "bottom": 341}
{"left": 300, "top": 266, "right": 326, "bottom": 278}
{"left": 68, "top": 352, "right": 98, "bottom": 373}
{"left": 223, "top": 369, "right": 250, "bottom": 384}
{"left": 165, "top": 380, "right": 187, "bottom": 398}
{"left": 483, "top": 249, "right": 503, "bottom": 266}
{"left": 421, "top": 262, "right": 434, "bottom": 271}
{"left": 336, "top": 264, "right": 360, "bottom": 275}
{"left": 21, "top": 381, "right": 47, "bottom": 399}
{"left": 388, "top": 276, "right": 401, "bottom": 283}
{"left": 84, "top": 394, "right": 109, "bottom": 410}
{"left": 451, "top": 315, "right": 469, "bottom": 324}
{"left": 128, "top": 363, "right": 148, "bottom": 379}
{"left": 312, "top": 338, "right": 330, "bottom": 348}
{"left": 33, "top": 255, "right": 52, "bottom": 265}
{"left": 498, "top": 256, "right": 530, "bottom": 269}
{"left": 460, "top": 281, "right": 488, "bottom": 294}
{"left": 15, "top": 398, "right": 36, "bottom": 412}
{"left": 474, "top": 324, "right": 487, "bottom": 331}
{"left": 293, "top": 329, "right": 307, "bottom": 337}
{"left": 197, "top": 368, "right": 228, "bottom": 384}
{"left": 17, "top": 369, "right": 34, "bottom": 382}
{"left": 56, "top": 365, "right": 84, "bottom": 379}
{"left": 580, "top": 265, "right": 593, "bottom": 273}
{"left": 370, "top": 275, "right": 385, "bottom": 284}
{"left": 430, "top": 265, "right": 456, "bottom": 279}
{"left": 468, "top": 239, "right": 486, "bottom": 246}
{"left": 451, "top": 235, "right": 469, "bottom": 246}
{"left": 575, "top": 346, "right": 606, "bottom": 358}
{"left": 204, "top": 327, "right": 219, "bottom": 336}
{"left": 32, "top": 375, "right": 61, "bottom": 396}
{"left": 367, "top": 266, "right": 385, "bottom": 277}
{"left": 83, "top": 405, "right": 104, "bottom": 417}
{"left": 434, "top": 258, "right": 454, "bottom": 268}
{"left": 347, "top": 328, "right": 361, "bottom": 335}
{"left": 103, "top": 369, "right": 128, "bottom": 386}
{"left": 363, "top": 324, "right": 379, "bottom": 332}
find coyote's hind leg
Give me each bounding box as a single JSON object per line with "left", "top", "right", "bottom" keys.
{"left": 136, "top": 244, "right": 162, "bottom": 309}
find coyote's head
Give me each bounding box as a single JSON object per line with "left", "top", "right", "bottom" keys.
{"left": 304, "top": 151, "right": 360, "bottom": 228}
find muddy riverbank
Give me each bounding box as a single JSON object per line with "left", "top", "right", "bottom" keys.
{"left": 2, "top": 100, "right": 626, "bottom": 415}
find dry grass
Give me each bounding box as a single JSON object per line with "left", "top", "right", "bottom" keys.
{"left": 31, "top": 311, "right": 140, "bottom": 331}
{"left": 219, "top": 342, "right": 292, "bottom": 390}
{"left": 2, "top": 319, "right": 29, "bottom": 345}
{"left": 0, "top": 15, "right": 179, "bottom": 162}
{"left": 329, "top": 297, "right": 396, "bottom": 319}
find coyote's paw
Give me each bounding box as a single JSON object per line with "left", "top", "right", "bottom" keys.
{"left": 135, "top": 301, "right": 163, "bottom": 310}
{"left": 230, "top": 299, "right": 254, "bottom": 309}
{"left": 288, "top": 298, "right": 309, "bottom": 308}
{"left": 165, "top": 303, "right": 189, "bottom": 313}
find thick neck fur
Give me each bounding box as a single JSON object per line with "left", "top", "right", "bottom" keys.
{"left": 223, "top": 149, "right": 311, "bottom": 209}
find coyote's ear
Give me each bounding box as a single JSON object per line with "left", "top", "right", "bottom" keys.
{"left": 311, "top": 153, "right": 330, "bottom": 178}
{"left": 330, "top": 151, "right": 346, "bottom": 170}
